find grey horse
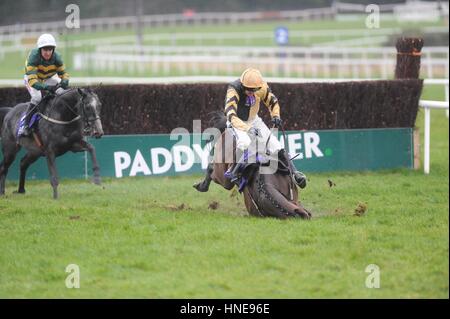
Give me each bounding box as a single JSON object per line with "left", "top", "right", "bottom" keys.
{"left": 0, "top": 88, "right": 104, "bottom": 199}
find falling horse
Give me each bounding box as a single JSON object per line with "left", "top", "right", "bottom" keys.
{"left": 194, "top": 112, "right": 311, "bottom": 219}
{"left": 0, "top": 88, "right": 104, "bottom": 199}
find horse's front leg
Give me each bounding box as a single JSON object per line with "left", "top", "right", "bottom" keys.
{"left": 45, "top": 150, "right": 59, "bottom": 199}
{"left": 193, "top": 163, "right": 214, "bottom": 192}
{"left": 71, "top": 140, "right": 101, "bottom": 185}
{"left": 0, "top": 144, "right": 19, "bottom": 196}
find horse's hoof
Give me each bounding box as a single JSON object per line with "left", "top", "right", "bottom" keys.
{"left": 295, "top": 209, "right": 311, "bottom": 219}
{"left": 300, "top": 213, "right": 310, "bottom": 220}
{"left": 294, "top": 172, "right": 307, "bottom": 189}
{"left": 13, "top": 190, "right": 25, "bottom": 194}
{"left": 193, "top": 182, "right": 208, "bottom": 192}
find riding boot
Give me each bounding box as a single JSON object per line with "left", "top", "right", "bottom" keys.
{"left": 21, "top": 102, "right": 37, "bottom": 136}
{"left": 224, "top": 149, "right": 247, "bottom": 184}
{"left": 279, "top": 149, "right": 307, "bottom": 189}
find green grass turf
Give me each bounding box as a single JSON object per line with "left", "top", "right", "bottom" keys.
{"left": 0, "top": 85, "right": 447, "bottom": 298}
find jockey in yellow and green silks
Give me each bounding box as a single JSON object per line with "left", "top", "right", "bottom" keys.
{"left": 21, "top": 33, "right": 69, "bottom": 136}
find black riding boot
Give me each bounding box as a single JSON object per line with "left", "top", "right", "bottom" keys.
{"left": 21, "top": 102, "right": 38, "bottom": 136}
{"left": 279, "top": 149, "right": 307, "bottom": 189}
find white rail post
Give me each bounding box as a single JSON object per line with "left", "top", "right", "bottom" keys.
{"left": 446, "top": 50, "right": 449, "bottom": 118}
{"left": 446, "top": 83, "right": 449, "bottom": 118}
{"left": 424, "top": 106, "right": 430, "bottom": 174}
{"left": 420, "top": 99, "right": 450, "bottom": 174}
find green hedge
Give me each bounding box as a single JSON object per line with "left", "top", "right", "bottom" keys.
{"left": 0, "top": 79, "right": 423, "bottom": 134}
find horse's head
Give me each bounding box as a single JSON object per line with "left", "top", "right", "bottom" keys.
{"left": 77, "top": 88, "right": 104, "bottom": 138}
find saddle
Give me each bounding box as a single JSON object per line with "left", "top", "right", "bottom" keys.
{"left": 232, "top": 152, "right": 282, "bottom": 193}
{"left": 16, "top": 93, "right": 55, "bottom": 139}
{"left": 17, "top": 112, "right": 41, "bottom": 137}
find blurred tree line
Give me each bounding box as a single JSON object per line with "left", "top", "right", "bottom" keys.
{"left": 1, "top": 0, "right": 409, "bottom": 25}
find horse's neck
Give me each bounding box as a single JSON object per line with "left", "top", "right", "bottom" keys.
{"left": 45, "top": 91, "right": 80, "bottom": 121}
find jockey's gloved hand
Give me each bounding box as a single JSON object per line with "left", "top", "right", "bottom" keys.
{"left": 44, "top": 85, "right": 58, "bottom": 94}
{"left": 60, "top": 79, "right": 69, "bottom": 89}
{"left": 55, "top": 87, "right": 65, "bottom": 95}
{"left": 271, "top": 116, "right": 282, "bottom": 128}
{"left": 248, "top": 127, "right": 261, "bottom": 139}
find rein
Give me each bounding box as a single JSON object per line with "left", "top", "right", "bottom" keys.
{"left": 38, "top": 90, "right": 82, "bottom": 125}
{"left": 279, "top": 122, "right": 296, "bottom": 200}
{"left": 38, "top": 112, "right": 81, "bottom": 125}
{"left": 246, "top": 185, "right": 264, "bottom": 217}
{"left": 262, "top": 122, "right": 296, "bottom": 201}
{"left": 38, "top": 89, "right": 99, "bottom": 129}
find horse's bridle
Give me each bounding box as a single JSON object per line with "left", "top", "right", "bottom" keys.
{"left": 264, "top": 122, "right": 296, "bottom": 199}
{"left": 77, "top": 95, "right": 101, "bottom": 134}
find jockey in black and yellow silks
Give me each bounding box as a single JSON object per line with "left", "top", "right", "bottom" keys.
{"left": 224, "top": 68, "right": 307, "bottom": 188}
{"left": 21, "top": 33, "right": 69, "bottom": 136}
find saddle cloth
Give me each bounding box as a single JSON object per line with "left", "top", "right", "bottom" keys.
{"left": 17, "top": 112, "right": 41, "bottom": 139}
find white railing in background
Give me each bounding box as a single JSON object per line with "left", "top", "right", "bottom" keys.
{"left": 420, "top": 99, "right": 449, "bottom": 174}
{"left": 0, "top": 0, "right": 447, "bottom": 46}
{"left": 4, "top": 1, "right": 446, "bottom": 37}
{"left": 1, "top": 26, "right": 448, "bottom": 48}
{"left": 0, "top": 7, "right": 336, "bottom": 36}
{"left": 334, "top": 1, "right": 416, "bottom": 12}
{"left": 92, "top": 44, "right": 449, "bottom": 56}
{"left": 420, "top": 78, "right": 449, "bottom": 174}
{"left": 69, "top": 46, "right": 449, "bottom": 79}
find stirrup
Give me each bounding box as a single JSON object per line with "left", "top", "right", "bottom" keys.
{"left": 224, "top": 167, "right": 234, "bottom": 180}
{"left": 227, "top": 162, "right": 247, "bottom": 185}
{"left": 230, "top": 175, "right": 240, "bottom": 184}
{"left": 20, "top": 125, "right": 32, "bottom": 137}
{"left": 225, "top": 165, "right": 240, "bottom": 184}
{"left": 224, "top": 150, "right": 247, "bottom": 182}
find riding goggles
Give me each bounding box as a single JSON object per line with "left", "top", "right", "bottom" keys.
{"left": 243, "top": 86, "right": 261, "bottom": 92}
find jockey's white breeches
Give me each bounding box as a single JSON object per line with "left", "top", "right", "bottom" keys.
{"left": 24, "top": 74, "right": 61, "bottom": 104}
{"left": 228, "top": 115, "right": 283, "bottom": 156}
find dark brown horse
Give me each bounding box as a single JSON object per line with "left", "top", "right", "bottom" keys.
{"left": 194, "top": 113, "right": 311, "bottom": 219}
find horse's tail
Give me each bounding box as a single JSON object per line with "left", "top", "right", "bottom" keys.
{"left": 208, "top": 111, "right": 227, "bottom": 133}
{"left": 0, "top": 107, "right": 12, "bottom": 131}
{"left": 203, "top": 111, "right": 228, "bottom": 147}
